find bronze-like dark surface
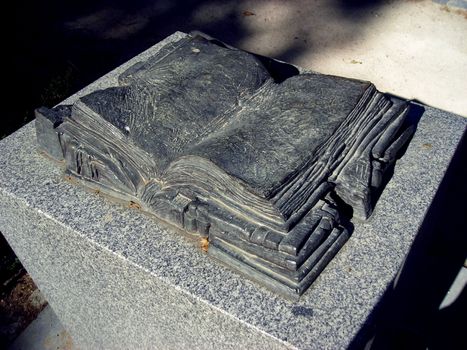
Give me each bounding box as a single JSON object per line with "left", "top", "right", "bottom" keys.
{"left": 35, "top": 33, "right": 413, "bottom": 297}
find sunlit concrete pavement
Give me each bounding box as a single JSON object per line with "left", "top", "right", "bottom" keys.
{"left": 238, "top": 0, "right": 467, "bottom": 117}
{"left": 199, "top": 0, "right": 467, "bottom": 116}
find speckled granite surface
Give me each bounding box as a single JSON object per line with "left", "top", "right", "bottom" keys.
{"left": 1, "top": 32, "right": 466, "bottom": 349}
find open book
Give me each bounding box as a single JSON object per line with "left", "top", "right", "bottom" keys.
{"left": 35, "top": 33, "right": 414, "bottom": 298}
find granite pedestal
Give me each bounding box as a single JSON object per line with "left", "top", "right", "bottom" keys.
{"left": 1, "top": 32, "right": 466, "bottom": 349}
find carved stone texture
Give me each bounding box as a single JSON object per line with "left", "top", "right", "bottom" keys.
{"left": 35, "top": 33, "right": 413, "bottom": 298}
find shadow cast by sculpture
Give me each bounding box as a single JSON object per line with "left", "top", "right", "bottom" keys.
{"left": 6, "top": 0, "right": 393, "bottom": 139}
{"left": 349, "top": 122, "right": 467, "bottom": 350}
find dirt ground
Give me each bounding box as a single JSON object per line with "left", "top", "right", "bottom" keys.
{"left": 0, "top": 233, "right": 48, "bottom": 347}
{"left": 0, "top": 273, "right": 47, "bottom": 347}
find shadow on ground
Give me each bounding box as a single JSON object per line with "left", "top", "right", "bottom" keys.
{"left": 5, "top": 0, "right": 389, "bottom": 138}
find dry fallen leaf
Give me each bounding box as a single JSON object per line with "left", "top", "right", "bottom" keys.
{"left": 200, "top": 237, "right": 209, "bottom": 252}
{"left": 128, "top": 201, "right": 141, "bottom": 209}
{"left": 422, "top": 143, "right": 432, "bottom": 149}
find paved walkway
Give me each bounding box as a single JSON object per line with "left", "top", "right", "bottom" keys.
{"left": 9, "top": 306, "right": 74, "bottom": 350}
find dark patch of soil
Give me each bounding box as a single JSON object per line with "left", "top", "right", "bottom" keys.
{"left": 0, "top": 234, "right": 48, "bottom": 347}
{"left": 0, "top": 273, "right": 48, "bottom": 347}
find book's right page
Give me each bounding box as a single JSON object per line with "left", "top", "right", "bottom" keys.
{"left": 186, "top": 73, "right": 371, "bottom": 201}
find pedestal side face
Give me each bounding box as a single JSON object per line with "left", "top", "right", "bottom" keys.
{"left": 1, "top": 31, "right": 466, "bottom": 349}
{"left": 0, "top": 187, "right": 287, "bottom": 349}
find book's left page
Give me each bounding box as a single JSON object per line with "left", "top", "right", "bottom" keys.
{"left": 77, "top": 35, "right": 273, "bottom": 173}
{"left": 36, "top": 34, "right": 274, "bottom": 199}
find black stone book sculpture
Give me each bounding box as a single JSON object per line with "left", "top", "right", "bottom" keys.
{"left": 35, "top": 33, "right": 414, "bottom": 298}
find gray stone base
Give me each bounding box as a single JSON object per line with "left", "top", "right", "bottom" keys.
{"left": 1, "top": 33, "right": 466, "bottom": 349}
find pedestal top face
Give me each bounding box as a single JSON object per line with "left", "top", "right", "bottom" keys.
{"left": 1, "top": 32, "right": 466, "bottom": 349}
